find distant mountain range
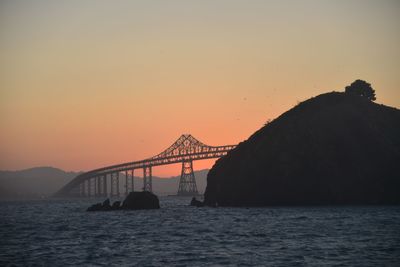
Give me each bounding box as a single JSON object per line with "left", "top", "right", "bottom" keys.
{"left": 0, "top": 167, "right": 82, "bottom": 199}
{"left": 0, "top": 167, "right": 209, "bottom": 199}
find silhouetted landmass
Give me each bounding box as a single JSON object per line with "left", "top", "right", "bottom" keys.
{"left": 204, "top": 92, "right": 400, "bottom": 206}
{"left": 87, "top": 192, "right": 160, "bottom": 211}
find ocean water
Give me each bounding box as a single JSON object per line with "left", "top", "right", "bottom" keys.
{"left": 1, "top": 197, "right": 399, "bottom": 266}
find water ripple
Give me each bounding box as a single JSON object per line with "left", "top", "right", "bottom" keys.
{"left": 1, "top": 198, "right": 400, "bottom": 266}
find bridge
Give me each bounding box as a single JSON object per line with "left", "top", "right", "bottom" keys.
{"left": 54, "top": 134, "right": 236, "bottom": 198}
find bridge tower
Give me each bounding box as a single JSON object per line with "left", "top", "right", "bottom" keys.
{"left": 54, "top": 134, "right": 237, "bottom": 198}
{"left": 177, "top": 160, "right": 199, "bottom": 196}
{"left": 143, "top": 166, "right": 152, "bottom": 192}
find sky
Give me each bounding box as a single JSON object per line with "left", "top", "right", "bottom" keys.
{"left": 1, "top": 0, "right": 399, "bottom": 176}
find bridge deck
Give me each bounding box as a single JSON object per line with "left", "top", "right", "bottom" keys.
{"left": 54, "top": 134, "right": 236, "bottom": 197}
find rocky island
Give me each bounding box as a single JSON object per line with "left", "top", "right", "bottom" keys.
{"left": 87, "top": 191, "right": 160, "bottom": 211}
{"left": 204, "top": 81, "right": 400, "bottom": 206}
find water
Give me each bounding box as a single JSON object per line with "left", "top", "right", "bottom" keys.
{"left": 1, "top": 197, "right": 399, "bottom": 266}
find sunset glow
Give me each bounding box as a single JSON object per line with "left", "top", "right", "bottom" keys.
{"left": 1, "top": 0, "right": 399, "bottom": 176}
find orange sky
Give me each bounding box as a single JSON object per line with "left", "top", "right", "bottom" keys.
{"left": 1, "top": 0, "right": 399, "bottom": 176}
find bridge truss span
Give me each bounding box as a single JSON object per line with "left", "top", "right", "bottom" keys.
{"left": 55, "top": 134, "right": 236, "bottom": 198}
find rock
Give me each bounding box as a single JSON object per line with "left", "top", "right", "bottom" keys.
{"left": 86, "top": 193, "right": 160, "bottom": 211}
{"left": 102, "top": 199, "right": 111, "bottom": 211}
{"left": 86, "top": 198, "right": 113, "bottom": 212}
{"left": 190, "top": 197, "right": 204, "bottom": 207}
{"left": 111, "top": 201, "right": 121, "bottom": 210}
{"left": 204, "top": 92, "right": 400, "bottom": 206}
{"left": 87, "top": 203, "right": 102, "bottom": 211}
{"left": 121, "top": 191, "right": 160, "bottom": 210}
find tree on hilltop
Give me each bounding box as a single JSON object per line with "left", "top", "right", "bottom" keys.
{"left": 345, "top": 79, "right": 376, "bottom": 101}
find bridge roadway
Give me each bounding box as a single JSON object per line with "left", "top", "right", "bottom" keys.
{"left": 54, "top": 134, "right": 236, "bottom": 198}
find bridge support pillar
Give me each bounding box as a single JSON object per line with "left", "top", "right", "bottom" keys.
{"left": 87, "top": 179, "right": 92, "bottom": 197}
{"left": 117, "top": 172, "right": 120, "bottom": 196}
{"left": 125, "top": 169, "right": 134, "bottom": 196}
{"left": 131, "top": 169, "right": 134, "bottom": 193}
{"left": 102, "top": 174, "right": 107, "bottom": 197}
{"left": 177, "top": 160, "right": 199, "bottom": 196}
{"left": 90, "top": 178, "right": 96, "bottom": 197}
{"left": 125, "top": 170, "right": 129, "bottom": 196}
{"left": 110, "top": 172, "right": 120, "bottom": 197}
{"left": 96, "top": 176, "right": 103, "bottom": 197}
{"left": 80, "top": 182, "right": 85, "bottom": 197}
{"left": 95, "top": 177, "right": 99, "bottom": 197}
{"left": 143, "top": 167, "right": 152, "bottom": 192}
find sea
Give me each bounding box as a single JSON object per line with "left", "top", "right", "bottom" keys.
{"left": 1, "top": 197, "right": 399, "bottom": 266}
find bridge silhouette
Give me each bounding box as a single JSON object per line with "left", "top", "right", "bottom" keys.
{"left": 55, "top": 134, "right": 236, "bottom": 198}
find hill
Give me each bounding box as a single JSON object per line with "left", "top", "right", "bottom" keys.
{"left": 204, "top": 92, "right": 400, "bottom": 206}
{"left": 0, "top": 167, "right": 81, "bottom": 199}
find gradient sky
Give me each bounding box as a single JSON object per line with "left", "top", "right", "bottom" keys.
{"left": 1, "top": 0, "right": 399, "bottom": 176}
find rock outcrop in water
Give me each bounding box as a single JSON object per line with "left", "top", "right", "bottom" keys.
{"left": 121, "top": 191, "right": 160, "bottom": 210}
{"left": 87, "top": 199, "right": 114, "bottom": 211}
{"left": 190, "top": 197, "right": 204, "bottom": 207}
{"left": 87, "top": 191, "right": 160, "bottom": 211}
{"left": 204, "top": 91, "right": 400, "bottom": 206}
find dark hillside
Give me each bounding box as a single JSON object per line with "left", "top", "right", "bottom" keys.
{"left": 204, "top": 92, "right": 400, "bottom": 206}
